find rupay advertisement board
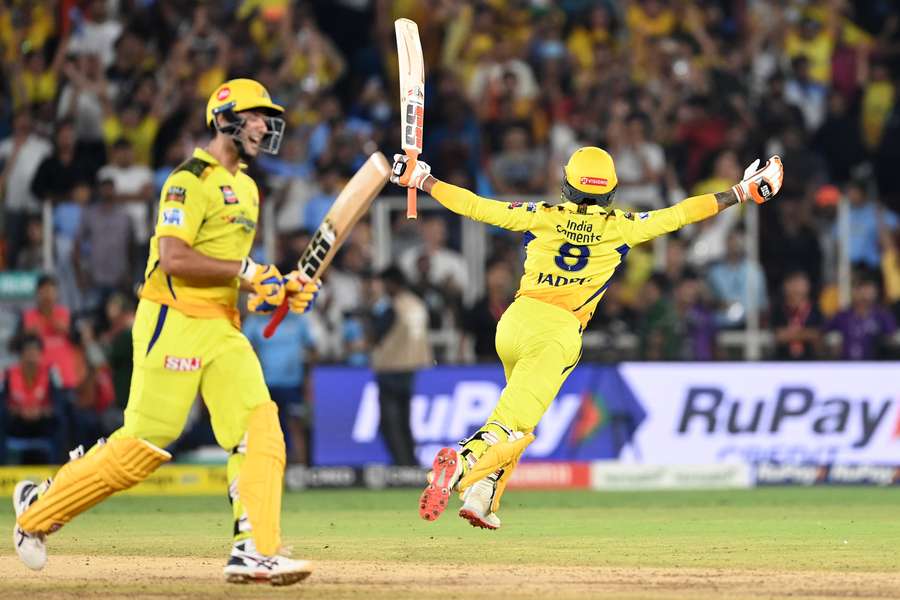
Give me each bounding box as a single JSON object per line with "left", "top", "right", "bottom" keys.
{"left": 312, "top": 364, "right": 900, "bottom": 468}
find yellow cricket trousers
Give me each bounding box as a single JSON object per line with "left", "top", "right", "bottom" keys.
{"left": 110, "top": 299, "right": 271, "bottom": 450}
{"left": 488, "top": 295, "right": 583, "bottom": 432}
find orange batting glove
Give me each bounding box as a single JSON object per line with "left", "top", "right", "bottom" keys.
{"left": 390, "top": 154, "right": 432, "bottom": 190}
{"left": 732, "top": 156, "right": 784, "bottom": 204}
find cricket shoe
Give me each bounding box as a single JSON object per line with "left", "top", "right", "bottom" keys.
{"left": 223, "top": 538, "right": 313, "bottom": 585}
{"left": 12, "top": 480, "right": 47, "bottom": 570}
{"left": 458, "top": 475, "right": 501, "bottom": 530}
{"left": 419, "top": 447, "right": 464, "bottom": 521}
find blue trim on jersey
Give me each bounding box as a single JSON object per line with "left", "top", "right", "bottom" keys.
{"left": 572, "top": 244, "right": 630, "bottom": 312}
{"left": 560, "top": 349, "right": 583, "bottom": 375}
{"left": 146, "top": 305, "right": 169, "bottom": 356}
{"left": 523, "top": 230, "right": 536, "bottom": 247}
{"left": 145, "top": 260, "right": 159, "bottom": 283}
{"left": 166, "top": 274, "right": 177, "bottom": 299}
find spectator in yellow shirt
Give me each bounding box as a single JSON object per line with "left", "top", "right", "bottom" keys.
{"left": 0, "top": 2, "right": 55, "bottom": 64}
{"left": 100, "top": 70, "right": 177, "bottom": 166}
{"left": 567, "top": 5, "right": 616, "bottom": 70}
{"left": 626, "top": 0, "right": 676, "bottom": 39}
{"left": 861, "top": 62, "right": 895, "bottom": 151}
{"left": 880, "top": 227, "right": 900, "bottom": 321}
{"left": 101, "top": 105, "right": 160, "bottom": 167}
{"left": 784, "top": 17, "right": 836, "bottom": 85}
{"left": 10, "top": 34, "right": 69, "bottom": 111}
{"left": 626, "top": 0, "right": 677, "bottom": 83}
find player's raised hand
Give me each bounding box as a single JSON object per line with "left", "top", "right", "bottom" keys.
{"left": 283, "top": 272, "right": 320, "bottom": 314}
{"left": 732, "top": 156, "right": 784, "bottom": 204}
{"left": 390, "top": 153, "right": 431, "bottom": 190}
{"left": 240, "top": 257, "right": 287, "bottom": 313}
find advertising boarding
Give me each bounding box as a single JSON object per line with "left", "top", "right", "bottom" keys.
{"left": 313, "top": 365, "right": 645, "bottom": 465}
{"left": 313, "top": 363, "right": 900, "bottom": 468}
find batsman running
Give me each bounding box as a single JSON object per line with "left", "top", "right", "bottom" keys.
{"left": 391, "top": 148, "right": 783, "bottom": 529}
{"left": 13, "top": 79, "right": 319, "bottom": 585}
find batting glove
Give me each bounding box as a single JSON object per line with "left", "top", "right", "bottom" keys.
{"left": 732, "top": 156, "right": 784, "bottom": 204}
{"left": 391, "top": 154, "right": 431, "bottom": 190}
{"left": 240, "top": 257, "right": 287, "bottom": 313}
{"left": 284, "top": 272, "right": 320, "bottom": 314}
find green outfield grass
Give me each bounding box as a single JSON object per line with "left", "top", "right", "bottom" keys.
{"left": 1, "top": 487, "right": 899, "bottom": 599}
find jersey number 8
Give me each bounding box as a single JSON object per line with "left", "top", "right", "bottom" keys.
{"left": 555, "top": 242, "right": 590, "bottom": 272}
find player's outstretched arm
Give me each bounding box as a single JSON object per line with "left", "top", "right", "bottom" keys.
{"left": 724, "top": 156, "right": 784, "bottom": 208}
{"left": 686, "top": 155, "right": 784, "bottom": 220}
{"left": 390, "top": 154, "right": 537, "bottom": 232}
{"left": 618, "top": 156, "right": 784, "bottom": 247}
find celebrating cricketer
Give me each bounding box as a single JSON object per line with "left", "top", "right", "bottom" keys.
{"left": 391, "top": 147, "right": 784, "bottom": 529}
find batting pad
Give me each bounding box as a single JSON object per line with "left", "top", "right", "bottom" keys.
{"left": 490, "top": 433, "right": 534, "bottom": 513}
{"left": 237, "top": 402, "right": 286, "bottom": 556}
{"left": 458, "top": 432, "right": 534, "bottom": 512}
{"left": 17, "top": 438, "right": 171, "bottom": 534}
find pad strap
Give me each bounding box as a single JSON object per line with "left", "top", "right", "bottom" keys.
{"left": 458, "top": 432, "right": 534, "bottom": 500}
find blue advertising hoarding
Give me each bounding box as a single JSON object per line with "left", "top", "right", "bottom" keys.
{"left": 313, "top": 363, "right": 900, "bottom": 468}
{"left": 312, "top": 365, "right": 645, "bottom": 466}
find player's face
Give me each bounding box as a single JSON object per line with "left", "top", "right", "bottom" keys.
{"left": 238, "top": 110, "right": 270, "bottom": 157}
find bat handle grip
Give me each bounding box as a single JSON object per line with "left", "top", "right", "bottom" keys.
{"left": 405, "top": 151, "right": 418, "bottom": 219}
{"left": 263, "top": 300, "right": 290, "bottom": 338}
{"left": 407, "top": 187, "right": 417, "bottom": 219}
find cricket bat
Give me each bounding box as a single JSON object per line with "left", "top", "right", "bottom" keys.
{"left": 263, "top": 152, "right": 391, "bottom": 338}
{"left": 395, "top": 18, "right": 424, "bottom": 219}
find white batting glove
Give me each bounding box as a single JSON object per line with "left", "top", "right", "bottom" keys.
{"left": 732, "top": 156, "right": 784, "bottom": 204}
{"left": 391, "top": 154, "right": 432, "bottom": 190}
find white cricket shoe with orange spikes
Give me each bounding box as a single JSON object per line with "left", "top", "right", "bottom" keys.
{"left": 458, "top": 475, "right": 501, "bottom": 530}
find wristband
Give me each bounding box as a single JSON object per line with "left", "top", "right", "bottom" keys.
{"left": 238, "top": 257, "right": 257, "bottom": 282}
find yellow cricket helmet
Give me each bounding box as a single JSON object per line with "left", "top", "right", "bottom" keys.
{"left": 561, "top": 146, "right": 618, "bottom": 207}
{"left": 206, "top": 78, "right": 286, "bottom": 155}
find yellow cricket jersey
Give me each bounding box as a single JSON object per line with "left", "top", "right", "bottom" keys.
{"left": 140, "top": 148, "right": 260, "bottom": 328}
{"left": 430, "top": 181, "right": 718, "bottom": 329}
{"left": 785, "top": 30, "right": 835, "bottom": 84}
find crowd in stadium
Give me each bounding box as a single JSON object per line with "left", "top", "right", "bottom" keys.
{"left": 1, "top": 0, "right": 900, "bottom": 462}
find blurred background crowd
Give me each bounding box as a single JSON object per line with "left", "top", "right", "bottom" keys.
{"left": 1, "top": 0, "right": 899, "bottom": 464}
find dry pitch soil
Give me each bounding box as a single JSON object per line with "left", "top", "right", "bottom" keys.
{"left": 1, "top": 555, "right": 899, "bottom": 600}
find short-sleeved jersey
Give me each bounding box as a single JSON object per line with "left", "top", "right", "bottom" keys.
{"left": 140, "top": 148, "right": 260, "bottom": 327}
{"left": 431, "top": 181, "right": 715, "bottom": 329}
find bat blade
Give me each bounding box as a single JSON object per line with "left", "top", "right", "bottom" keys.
{"left": 263, "top": 152, "right": 391, "bottom": 338}
{"left": 395, "top": 18, "right": 424, "bottom": 219}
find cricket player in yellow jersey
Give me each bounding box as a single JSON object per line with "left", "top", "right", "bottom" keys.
{"left": 13, "top": 79, "right": 320, "bottom": 586}
{"left": 391, "top": 148, "right": 784, "bottom": 529}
